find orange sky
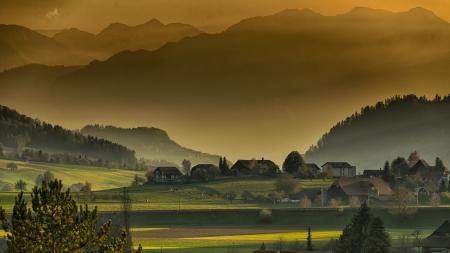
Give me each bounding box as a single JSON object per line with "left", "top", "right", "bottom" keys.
{"left": 1, "top": 0, "right": 450, "bottom": 33}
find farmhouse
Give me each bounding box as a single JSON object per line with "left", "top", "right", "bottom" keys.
{"left": 408, "top": 159, "right": 447, "bottom": 182}
{"left": 231, "top": 158, "right": 280, "bottom": 176}
{"left": 153, "top": 167, "right": 182, "bottom": 183}
{"left": 322, "top": 162, "right": 356, "bottom": 177}
{"left": 190, "top": 164, "right": 221, "bottom": 181}
{"left": 306, "top": 163, "right": 321, "bottom": 176}
{"left": 327, "top": 177, "right": 392, "bottom": 203}
{"left": 422, "top": 220, "right": 450, "bottom": 253}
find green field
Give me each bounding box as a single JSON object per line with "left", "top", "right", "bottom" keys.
{"left": 0, "top": 159, "right": 145, "bottom": 191}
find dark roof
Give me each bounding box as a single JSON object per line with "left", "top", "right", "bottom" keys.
{"left": 322, "top": 162, "right": 355, "bottom": 168}
{"left": 191, "top": 164, "right": 220, "bottom": 173}
{"left": 330, "top": 177, "right": 392, "bottom": 196}
{"left": 155, "top": 167, "right": 182, "bottom": 176}
{"left": 363, "top": 169, "right": 383, "bottom": 177}
{"left": 306, "top": 163, "right": 321, "bottom": 171}
{"left": 231, "top": 159, "right": 280, "bottom": 175}
{"left": 409, "top": 159, "right": 446, "bottom": 181}
{"left": 422, "top": 220, "right": 450, "bottom": 248}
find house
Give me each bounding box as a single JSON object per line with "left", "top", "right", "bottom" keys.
{"left": 306, "top": 163, "right": 321, "bottom": 176}
{"left": 322, "top": 162, "right": 356, "bottom": 177}
{"left": 422, "top": 220, "right": 450, "bottom": 253}
{"left": 190, "top": 164, "right": 221, "bottom": 181}
{"left": 153, "top": 167, "right": 182, "bottom": 183}
{"left": 362, "top": 169, "right": 383, "bottom": 178}
{"left": 409, "top": 159, "right": 447, "bottom": 182}
{"left": 231, "top": 158, "right": 280, "bottom": 176}
{"left": 327, "top": 177, "right": 393, "bottom": 203}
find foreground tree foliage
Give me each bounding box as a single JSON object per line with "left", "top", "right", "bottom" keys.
{"left": 334, "top": 202, "right": 390, "bottom": 253}
{"left": 0, "top": 180, "right": 142, "bottom": 253}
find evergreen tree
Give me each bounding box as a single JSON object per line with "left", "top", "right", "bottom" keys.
{"left": 382, "top": 161, "right": 395, "bottom": 187}
{"left": 14, "top": 180, "right": 27, "bottom": 192}
{"left": 436, "top": 157, "right": 445, "bottom": 169}
{"left": 219, "top": 157, "right": 231, "bottom": 176}
{"left": 282, "top": 151, "right": 306, "bottom": 175}
{"left": 306, "top": 226, "right": 313, "bottom": 251}
{"left": 362, "top": 217, "right": 390, "bottom": 253}
{"left": 335, "top": 202, "right": 372, "bottom": 253}
{"left": 391, "top": 157, "right": 409, "bottom": 177}
{"left": 439, "top": 180, "right": 447, "bottom": 193}
{"left": 259, "top": 242, "right": 266, "bottom": 250}
{"left": 0, "top": 179, "right": 142, "bottom": 252}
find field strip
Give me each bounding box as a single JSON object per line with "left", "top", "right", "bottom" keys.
{"left": 183, "top": 230, "right": 342, "bottom": 241}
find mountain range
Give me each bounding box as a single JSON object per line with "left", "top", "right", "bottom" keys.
{"left": 1, "top": 7, "right": 450, "bottom": 163}
{"left": 305, "top": 95, "right": 450, "bottom": 170}
{"left": 0, "top": 19, "right": 202, "bottom": 70}
{"left": 81, "top": 125, "right": 221, "bottom": 166}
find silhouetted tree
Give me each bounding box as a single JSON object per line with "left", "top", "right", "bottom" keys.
{"left": 408, "top": 151, "right": 420, "bottom": 166}
{"left": 182, "top": 159, "right": 191, "bottom": 176}
{"left": 219, "top": 157, "right": 231, "bottom": 176}
{"left": 0, "top": 180, "right": 142, "bottom": 252}
{"left": 391, "top": 157, "right": 409, "bottom": 177}
{"left": 436, "top": 157, "right": 445, "bottom": 169}
{"left": 282, "top": 151, "right": 306, "bottom": 175}
{"left": 362, "top": 217, "right": 390, "bottom": 253}
{"left": 382, "top": 161, "right": 395, "bottom": 187}
{"left": 306, "top": 226, "right": 313, "bottom": 251}
{"left": 14, "top": 180, "right": 26, "bottom": 192}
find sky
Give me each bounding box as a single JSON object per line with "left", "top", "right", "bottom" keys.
{"left": 1, "top": 0, "right": 450, "bottom": 33}
{"left": 1, "top": 0, "right": 450, "bottom": 164}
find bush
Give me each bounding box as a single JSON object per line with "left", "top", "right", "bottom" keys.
{"left": 300, "top": 195, "right": 311, "bottom": 208}
{"left": 259, "top": 208, "right": 272, "bottom": 223}
{"left": 430, "top": 192, "right": 441, "bottom": 207}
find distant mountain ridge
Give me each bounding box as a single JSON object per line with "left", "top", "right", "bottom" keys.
{"left": 81, "top": 125, "right": 221, "bottom": 166}
{"left": 305, "top": 95, "right": 450, "bottom": 169}
{"left": 0, "top": 19, "right": 202, "bottom": 70}
{"left": 0, "top": 105, "right": 137, "bottom": 168}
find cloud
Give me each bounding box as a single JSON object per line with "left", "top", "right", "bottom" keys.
{"left": 46, "top": 8, "right": 59, "bottom": 19}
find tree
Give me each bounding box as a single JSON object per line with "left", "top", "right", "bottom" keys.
{"left": 121, "top": 188, "right": 133, "bottom": 253}
{"left": 259, "top": 242, "right": 266, "bottom": 250}
{"left": 389, "top": 186, "right": 417, "bottom": 218}
{"left": 14, "top": 180, "right": 26, "bottom": 192}
{"left": 391, "top": 157, "right": 410, "bottom": 177}
{"left": 0, "top": 179, "right": 142, "bottom": 252}
{"left": 241, "top": 190, "right": 254, "bottom": 202}
{"left": 275, "top": 174, "right": 299, "bottom": 196}
{"left": 362, "top": 217, "right": 390, "bottom": 253}
{"left": 80, "top": 181, "right": 95, "bottom": 201}
{"left": 300, "top": 195, "right": 311, "bottom": 208}
{"left": 145, "top": 170, "right": 154, "bottom": 183}
{"left": 131, "top": 175, "right": 145, "bottom": 187}
{"left": 0, "top": 146, "right": 3, "bottom": 157}
{"left": 224, "top": 191, "right": 236, "bottom": 203}
{"left": 306, "top": 226, "right": 313, "bottom": 251}
{"left": 382, "top": 161, "right": 396, "bottom": 187}
{"left": 436, "top": 157, "right": 445, "bottom": 169}
{"left": 439, "top": 180, "right": 447, "bottom": 192}
{"left": 182, "top": 159, "right": 191, "bottom": 176}
{"left": 35, "top": 170, "right": 55, "bottom": 187}
{"left": 430, "top": 192, "right": 440, "bottom": 207}
{"left": 408, "top": 151, "right": 420, "bottom": 166}
{"left": 334, "top": 202, "right": 372, "bottom": 253}
{"left": 282, "top": 151, "right": 306, "bottom": 175}
{"left": 219, "top": 157, "right": 231, "bottom": 176}
{"left": 6, "top": 163, "right": 18, "bottom": 171}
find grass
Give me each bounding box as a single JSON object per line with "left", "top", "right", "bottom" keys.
{"left": 0, "top": 159, "right": 145, "bottom": 191}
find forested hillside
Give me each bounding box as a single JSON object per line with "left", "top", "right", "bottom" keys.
{"left": 0, "top": 105, "right": 137, "bottom": 168}
{"left": 305, "top": 95, "right": 450, "bottom": 169}
{"left": 81, "top": 125, "right": 221, "bottom": 166}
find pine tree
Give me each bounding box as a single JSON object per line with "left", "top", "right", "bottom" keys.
{"left": 439, "top": 180, "right": 447, "bottom": 193}
{"left": 436, "top": 157, "right": 445, "bottom": 169}
{"left": 306, "top": 226, "right": 313, "bottom": 251}
{"left": 382, "top": 161, "right": 395, "bottom": 187}
{"left": 259, "top": 242, "right": 266, "bottom": 250}
{"left": 362, "top": 217, "right": 390, "bottom": 253}
{"left": 0, "top": 179, "right": 142, "bottom": 252}
{"left": 220, "top": 157, "right": 231, "bottom": 176}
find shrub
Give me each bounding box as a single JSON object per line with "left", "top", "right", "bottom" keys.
{"left": 259, "top": 208, "right": 272, "bottom": 223}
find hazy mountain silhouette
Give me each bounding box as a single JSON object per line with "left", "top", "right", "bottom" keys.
{"left": 81, "top": 125, "right": 221, "bottom": 166}
{"left": 53, "top": 19, "right": 202, "bottom": 60}
{"left": 0, "top": 104, "right": 137, "bottom": 167}
{"left": 1, "top": 7, "right": 450, "bottom": 163}
{"left": 305, "top": 95, "right": 450, "bottom": 170}
{"left": 0, "top": 25, "right": 87, "bottom": 70}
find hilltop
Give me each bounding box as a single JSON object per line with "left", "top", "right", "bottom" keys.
{"left": 81, "top": 125, "right": 221, "bottom": 166}
{"left": 305, "top": 95, "right": 450, "bottom": 169}
{"left": 0, "top": 105, "right": 137, "bottom": 168}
